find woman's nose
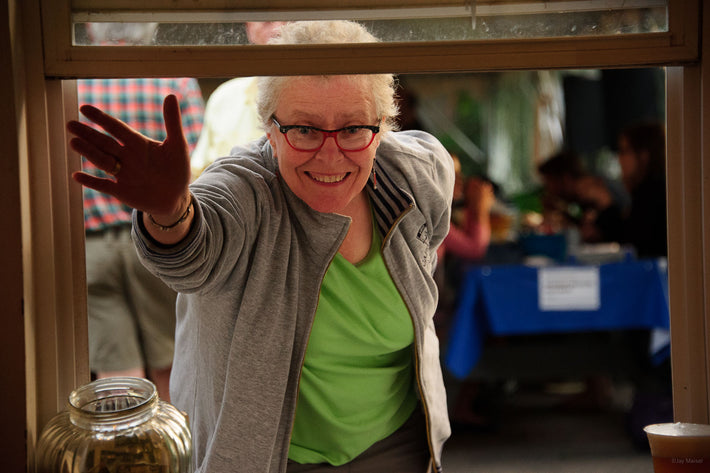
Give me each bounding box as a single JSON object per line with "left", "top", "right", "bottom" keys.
{"left": 318, "top": 135, "right": 342, "bottom": 155}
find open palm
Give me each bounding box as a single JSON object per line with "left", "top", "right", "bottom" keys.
{"left": 68, "top": 94, "right": 191, "bottom": 217}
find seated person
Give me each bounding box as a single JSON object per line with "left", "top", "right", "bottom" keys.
{"left": 435, "top": 154, "right": 495, "bottom": 330}
{"left": 568, "top": 122, "right": 671, "bottom": 449}
{"left": 437, "top": 154, "right": 495, "bottom": 264}
{"left": 577, "top": 122, "right": 667, "bottom": 259}
{"left": 435, "top": 154, "right": 497, "bottom": 431}
{"left": 537, "top": 149, "right": 630, "bottom": 243}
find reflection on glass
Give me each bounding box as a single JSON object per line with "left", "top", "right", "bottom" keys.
{"left": 73, "top": 5, "right": 667, "bottom": 46}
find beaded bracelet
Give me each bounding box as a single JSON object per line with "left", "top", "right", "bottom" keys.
{"left": 147, "top": 194, "right": 193, "bottom": 232}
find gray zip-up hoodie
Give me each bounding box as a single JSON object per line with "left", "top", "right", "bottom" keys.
{"left": 133, "top": 130, "right": 454, "bottom": 473}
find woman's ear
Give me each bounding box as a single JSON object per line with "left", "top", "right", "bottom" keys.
{"left": 372, "top": 133, "right": 382, "bottom": 149}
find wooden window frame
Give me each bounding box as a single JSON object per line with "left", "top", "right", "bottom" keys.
{"left": 43, "top": 1, "right": 696, "bottom": 77}
{"left": 6, "top": 0, "right": 707, "bottom": 470}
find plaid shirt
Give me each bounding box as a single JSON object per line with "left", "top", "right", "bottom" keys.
{"left": 77, "top": 78, "right": 204, "bottom": 232}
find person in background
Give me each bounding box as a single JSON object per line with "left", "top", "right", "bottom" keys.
{"left": 575, "top": 121, "right": 671, "bottom": 448}
{"left": 437, "top": 154, "right": 494, "bottom": 265}
{"left": 190, "top": 21, "right": 286, "bottom": 177}
{"left": 435, "top": 153, "right": 494, "bottom": 332}
{"left": 537, "top": 149, "right": 630, "bottom": 242}
{"left": 435, "top": 154, "right": 496, "bottom": 431}
{"left": 68, "top": 20, "right": 453, "bottom": 473}
{"left": 78, "top": 24, "right": 205, "bottom": 402}
{"left": 581, "top": 121, "right": 667, "bottom": 258}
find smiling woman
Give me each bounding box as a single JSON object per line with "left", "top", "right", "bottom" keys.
{"left": 66, "top": 20, "right": 454, "bottom": 473}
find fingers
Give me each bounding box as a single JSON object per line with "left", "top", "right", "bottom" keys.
{"left": 68, "top": 127, "right": 122, "bottom": 175}
{"left": 163, "top": 95, "right": 187, "bottom": 145}
{"left": 72, "top": 171, "right": 119, "bottom": 195}
{"left": 78, "top": 104, "right": 145, "bottom": 148}
{"left": 68, "top": 96, "right": 190, "bottom": 216}
{"left": 68, "top": 103, "right": 150, "bottom": 179}
{"left": 67, "top": 120, "right": 124, "bottom": 157}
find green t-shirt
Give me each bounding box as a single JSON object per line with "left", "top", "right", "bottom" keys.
{"left": 288, "top": 224, "right": 418, "bottom": 466}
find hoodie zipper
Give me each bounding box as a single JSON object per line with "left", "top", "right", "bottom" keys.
{"left": 378, "top": 203, "right": 440, "bottom": 472}
{"left": 285, "top": 247, "right": 339, "bottom": 470}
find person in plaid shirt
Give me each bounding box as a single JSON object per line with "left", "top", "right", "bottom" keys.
{"left": 78, "top": 77, "right": 204, "bottom": 401}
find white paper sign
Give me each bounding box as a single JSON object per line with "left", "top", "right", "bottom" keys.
{"left": 538, "top": 267, "right": 600, "bottom": 311}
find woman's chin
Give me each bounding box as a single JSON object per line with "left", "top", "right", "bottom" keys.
{"left": 300, "top": 186, "right": 353, "bottom": 214}
{"left": 306, "top": 199, "right": 346, "bottom": 214}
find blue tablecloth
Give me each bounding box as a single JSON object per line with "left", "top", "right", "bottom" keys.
{"left": 444, "top": 258, "right": 670, "bottom": 379}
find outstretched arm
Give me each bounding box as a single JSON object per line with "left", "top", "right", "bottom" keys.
{"left": 68, "top": 94, "right": 194, "bottom": 244}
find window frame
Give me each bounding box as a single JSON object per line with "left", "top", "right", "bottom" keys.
{"left": 42, "top": 0, "right": 697, "bottom": 77}
{"left": 13, "top": 0, "right": 708, "bottom": 469}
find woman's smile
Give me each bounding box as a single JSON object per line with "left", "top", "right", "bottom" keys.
{"left": 306, "top": 171, "right": 350, "bottom": 185}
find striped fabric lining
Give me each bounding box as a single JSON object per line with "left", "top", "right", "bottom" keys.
{"left": 367, "top": 160, "right": 413, "bottom": 240}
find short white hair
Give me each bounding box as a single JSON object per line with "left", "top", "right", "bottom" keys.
{"left": 256, "top": 21, "right": 399, "bottom": 133}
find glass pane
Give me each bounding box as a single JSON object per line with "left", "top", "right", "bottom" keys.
{"left": 73, "top": 2, "right": 668, "bottom": 46}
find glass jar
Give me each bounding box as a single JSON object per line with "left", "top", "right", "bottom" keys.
{"left": 36, "top": 377, "right": 192, "bottom": 473}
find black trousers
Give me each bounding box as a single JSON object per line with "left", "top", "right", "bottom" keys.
{"left": 286, "top": 408, "right": 431, "bottom": 473}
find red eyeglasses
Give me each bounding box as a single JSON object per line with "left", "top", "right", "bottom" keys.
{"left": 271, "top": 116, "right": 380, "bottom": 152}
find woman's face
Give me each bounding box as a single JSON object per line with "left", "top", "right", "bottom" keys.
{"left": 267, "top": 76, "right": 382, "bottom": 214}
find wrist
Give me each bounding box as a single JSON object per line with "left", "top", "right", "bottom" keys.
{"left": 147, "top": 193, "right": 193, "bottom": 232}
